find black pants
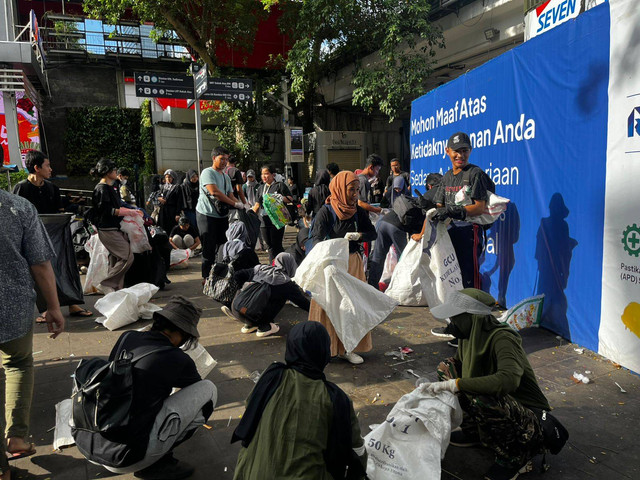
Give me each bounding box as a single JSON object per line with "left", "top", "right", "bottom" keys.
{"left": 260, "top": 217, "right": 285, "bottom": 263}
{"left": 197, "top": 213, "right": 229, "bottom": 278}
{"left": 368, "top": 220, "right": 408, "bottom": 288}
{"left": 448, "top": 223, "right": 484, "bottom": 289}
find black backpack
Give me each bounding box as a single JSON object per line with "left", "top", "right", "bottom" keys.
{"left": 71, "top": 332, "right": 173, "bottom": 434}
{"left": 392, "top": 195, "right": 425, "bottom": 227}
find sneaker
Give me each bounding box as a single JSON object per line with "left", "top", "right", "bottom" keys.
{"left": 339, "top": 351, "right": 364, "bottom": 365}
{"left": 484, "top": 460, "right": 533, "bottom": 480}
{"left": 447, "top": 338, "right": 459, "bottom": 348}
{"left": 256, "top": 323, "right": 280, "bottom": 337}
{"left": 450, "top": 428, "right": 481, "bottom": 447}
{"left": 221, "top": 305, "right": 239, "bottom": 321}
{"left": 241, "top": 324, "right": 258, "bottom": 334}
{"left": 134, "top": 455, "right": 194, "bottom": 480}
{"left": 431, "top": 326, "right": 454, "bottom": 338}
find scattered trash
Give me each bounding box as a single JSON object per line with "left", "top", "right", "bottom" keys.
{"left": 383, "top": 375, "right": 392, "bottom": 379}
{"left": 202, "top": 424, "right": 212, "bottom": 430}
{"left": 401, "top": 347, "right": 414, "bottom": 354}
{"left": 372, "top": 393, "right": 381, "bottom": 404}
{"left": 33, "top": 350, "right": 43, "bottom": 356}
{"left": 573, "top": 372, "right": 590, "bottom": 384}
{"left": 385, "top": 350, "right": 405, "bottom": 360}
{"left": 249, "top": 371, "right": 261, "bottom": 383}
{"left": 585, "top": 370, "right": 592, "bottom": 374}
{"left": 69, "top": 353, "right": 75, "bottom": 357}
{"left": 227, "top": 416, "right": 232, "bottom": 427}
{"left": 390, "top": 359, "right": 415, "bottom": 366}
{"left": 574, "top": 348, "right": 584, "bottom": 354}
{"left": 224, "top": 467, "right": 228, "bottom": 472}
{"left": 406, "top": 369, "right": 420, "bottom": 378}
{"left": 46, "top": 426, "right": 55, "bottom": 433}
{"left": 53, "top": 399, "right": 75, "bottom": 450}
{"left": 614, "top": 382, "right": 627, "bottom": 393}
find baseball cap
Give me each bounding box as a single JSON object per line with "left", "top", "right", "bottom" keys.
{"left": 447, "top": 132, "right": 472, "bottom": 151}
{"left": 430, "top": 289, "right": 494, "bottom": 320}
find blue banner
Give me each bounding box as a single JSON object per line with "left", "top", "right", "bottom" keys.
{"left": 410, "top": 4, "right": 610, "bottom": 350}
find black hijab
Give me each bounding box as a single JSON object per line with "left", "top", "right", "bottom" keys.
{"left": 232, "top": 322, "right": 364, "bottom": 479}
{"left": 180, "top": 169, "right": 199, "bottom": 210}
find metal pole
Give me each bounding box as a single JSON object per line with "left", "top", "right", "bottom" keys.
{"left": 2, "top": 91, "right": 22, "bottom": 168}
{"left": 194, "top": 100, "right": 204, "bottom": 174}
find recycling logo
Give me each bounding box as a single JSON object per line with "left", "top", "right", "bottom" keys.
{"left": 622, "top": 224, "right": 640, "bottom": 257}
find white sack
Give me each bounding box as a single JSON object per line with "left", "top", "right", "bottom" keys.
{"left": 365, "top": 385, "right": 463, "bottom": 480}
{"left": 455, "top": 188, "right": 510, "bottom": 225}
{"left": 170, "top": 248, "right": 191, "bottom": 269}
{"left": 95, "top": 283, "right": 160, "bottom": 330}
{"left": 379, "top": 246, "right": 398, "bottom": 287}
{"left": 185, "top": 343, "right": 218, "bottom": 379}
{"left": 120, "top": 215, "right": 152, "bottom": 253}
{"left": 53, "top": 399, "right": 75, "bottom": 450}
{"left": 386, "top": 214, "right": 463, "bottom": 307}
{"left": 83, "top": 234, "right": 110, "bottom": 295}
{"left": 294, "top": 239, "right": 398, "bottom": 352}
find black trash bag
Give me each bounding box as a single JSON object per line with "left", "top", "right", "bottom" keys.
{"left": 36, "top": 214, "right": 84, "bottom": 311}
{"left": 124, "top": 224, "right": 168, "bottom": 289}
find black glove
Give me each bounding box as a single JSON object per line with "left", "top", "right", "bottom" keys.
{"left": 446, "top": 204, "right": 467, "bottom": 220}
{"left": 433, "top": 207, "right": 450, "bottom": 222}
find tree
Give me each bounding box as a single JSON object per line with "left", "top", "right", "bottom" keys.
{"left": 265, "top": 0, "right": 445, "bottom": 126}
{"left": 83, "top": 0, "right": 267, "bottom": 74}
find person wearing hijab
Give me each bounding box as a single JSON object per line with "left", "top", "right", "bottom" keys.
{"left": 225, "top": 253, "right": 310, "bottom": 337}
{"left": 423, "top": 288, "right": 551, "bottom": 480}
{"left": 284, "top": 227, "right": 310, "bottom": 266}
{"left": 232, "top": 322, "right": 367, "bottom": 480}
{"left": 178, "top": 169, "right": 200, "bottom": 229}
{"left": 217, "top": 222, "right": 260, "bottom": 270}
{"left": 157, "top": 169, "right": 181, "bottom": 233}
{"left": 308, "top": 171, "right": 376, "bottom": 364}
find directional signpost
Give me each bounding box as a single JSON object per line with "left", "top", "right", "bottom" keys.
{"left": 134, "top": 69, "right": 254, "bottom": 173}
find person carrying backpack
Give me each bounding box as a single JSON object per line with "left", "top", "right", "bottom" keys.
{"left": 72, "top": 296, "right": 216, "bottom": 480}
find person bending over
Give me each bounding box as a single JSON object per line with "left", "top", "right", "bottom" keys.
{"left": 232, "top": 322, "right": 367, "bottom": 480}
{"left": 169, "top": 216, "right": 201, "bottom": 252}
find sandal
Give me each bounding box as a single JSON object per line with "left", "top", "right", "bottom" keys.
{"left": 6, "top": 443, "right": 36, "bottom": 461}
{"left": 69, "top": 308, "right": 93, "bottom": 317}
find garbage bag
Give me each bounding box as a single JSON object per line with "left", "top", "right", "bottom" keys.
{"left": 120, "top": 215, "right": 152, "bottom": 253}
{"left": 36, "top": 214, "right": 84, "bottom": 311}
{"left": 379, "top": 245, "right": 398, "bottom": 291}
{"left": 53, "top": 399, "right": 75, "bottom": 450}
{"left": 83, "top": 234, "right": 110, "bottom": 295}
{"left": 365, "top": 385, "right": 462, "bottom": 480}
{"left": 294, "top": 238, "right": 398, "bottom": 352}
{"left": 386, "top": 213, "right": 463, "bottom": 307}
{"left": 94, "top": 283, "right": 160, "bottom": 330}
{"left": 170, "top": 248, "right": 190, "bottom": 268}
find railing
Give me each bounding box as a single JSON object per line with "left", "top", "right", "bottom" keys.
{"left": 39, "top": 14, "right": 191, "bottom": 62}
{"left": 524, "top": 0, "right": 547, "bottom": 13}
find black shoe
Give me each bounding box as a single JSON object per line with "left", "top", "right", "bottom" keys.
{"left": 447, "top": 338, "right": 458, "bottom": 348}
{"left": 450, "top": 429, "right": 481, "bottom": 447}
{"left": 431, "top": 326, "right": 454, "bottom": 338}
{"left": 164, "top": 277, "right": 172, "bottom": 285}
{"left": 484, "top": 460, "right": 533, "bottom": 480}
{"left": 134, "top": 455, "right": 194, "bottom": 480}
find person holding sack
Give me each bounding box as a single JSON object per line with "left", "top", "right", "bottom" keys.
{"left": 196, "top": 146, "right": 245, "bottom": 283}
{"left": 226, "top": 253, "right": 309, "bottom": 337}
{"left": 308, "top": 171, "right": 376, "bottom": 364}
{"left": 73, "top": 296, "right": 216, "bottom": 480}
{"left": 91, "top": 158, "right": 141, "bottom": 293}
{"left": 251, "top": 165, "right": 293, "bottom": 262}
{"left": 232, "top": 321, "right": 367, "bottom": 480}
{"left": 421, "top": 289, "right": 563, "bottom": 480}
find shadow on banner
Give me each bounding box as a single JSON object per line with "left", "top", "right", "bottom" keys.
{"left": 534, "top": 193, "right": 577, "bottom": 339}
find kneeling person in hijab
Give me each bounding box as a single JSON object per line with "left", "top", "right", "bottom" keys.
{"left": 232, "top": 322, "right": 367, "bottom": 480}
{"left": 423, "top": 289, "right": 550, "bottom": 480}
{"left": 225, "top": 253, "right": 310, "bottom": 337}
{"left": 76, "top": 296, "right": 217, "bottom": 480}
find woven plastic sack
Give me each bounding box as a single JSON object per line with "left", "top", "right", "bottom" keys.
{"left": 365, "top": 384, "right": 462, "bottom": 480}
{"left": 95, "top": 283, "right": 160, "bottom": 330}
{"left": 379, "top": 245, "right": 398, "bottom": 291}
{"left": 262, "top": 193, "right": 291, "bottom": 229}
{"left": 170, "top": 248, "right": 190, "bottom": 269}
{"left": 120, "top": 215, "right": 152, "bottom": 253}
{"left": 83, "top": 234, "right": 110, "bottom": 295}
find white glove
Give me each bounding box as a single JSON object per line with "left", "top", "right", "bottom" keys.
{"left": 234, "top": 202, "right": 245, "bottom": 210}
{"left": 425, "top": 379, "right": 459, "bottom": 395}
{"left": 344, "top": 232, "right": 362, "bottom": 241}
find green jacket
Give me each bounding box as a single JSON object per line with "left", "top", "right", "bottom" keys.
{"left": 234, "top": 369, "right": 366, "bottom": 480}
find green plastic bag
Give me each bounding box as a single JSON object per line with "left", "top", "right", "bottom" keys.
{"left": 263, "top": 193, "right": 291, "bottom": 230}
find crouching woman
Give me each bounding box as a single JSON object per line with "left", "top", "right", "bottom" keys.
{"left": 74, "top": 296, "right": 217, "bottom": 480}
{"left": 232, "top": 322, "right": 367, "bottom": 480}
